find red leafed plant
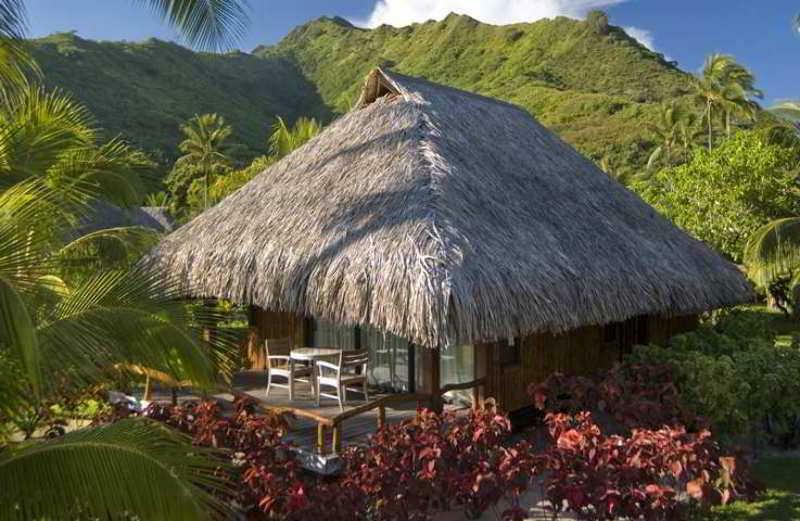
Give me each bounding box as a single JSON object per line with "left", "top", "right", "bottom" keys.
{"left": 540, "top": 412, "right": 757, "bottom": 520}
{"left": 333, "top": 401, "right": 541, "bottom": 521}
{"left": 529, "top": 363, "right": 704, "bottom": 433}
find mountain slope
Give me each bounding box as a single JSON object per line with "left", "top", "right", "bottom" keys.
{"left": 32, "top": 14, "right": 696, "bottom": 173}
{"left": 30, "top": 33, "right": 332, "bottom": 161}
{"left": 258, "top": 14, "right": 694, "bottom": 170}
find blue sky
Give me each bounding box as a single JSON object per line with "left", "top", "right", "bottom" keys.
{"left": 26, "top": 0, "right": 798, "bottom": 105}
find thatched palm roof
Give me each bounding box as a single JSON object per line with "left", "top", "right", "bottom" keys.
{"left": 146, "top": 68, "right": 752, "bottom": 348}
{"left": 78, "top": 202, "right": 176, "bottom": 236}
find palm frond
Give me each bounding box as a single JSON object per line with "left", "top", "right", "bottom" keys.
{"left": 743, "top": 217, "right": 800, "bottom": 287}
{"left": 0, "top": 1, "right": 40, "bottom": 96}
{"left": 0, "top": 85, "right": 95, "bottom": 182}
{"left": 0, "top": 418, "right": 233, "bottom": 520}
{"left": 0, "top": 276, "right": 40, "bottom": 398}
{"left": 36, "top": 268, "right": 226, "bottom": 392}
{"left": 138, "top": 0, "right": 249, "bottom": 51}
{"left": 59, "top": 226, "right": 161, "bottom": 269}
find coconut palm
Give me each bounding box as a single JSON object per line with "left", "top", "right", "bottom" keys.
{"left": 0, "top": 96, "right": 237, "bottom": 518}
{"left": 646, "top": 102, "right": 702, "bottom": 169}
{"left": 694, "top": 54, "right": 762, "bottom": 149}
{"left": 169, "top": 113, "right": 234, "bottom": 210}
{"left": 0, "top": 85, "right": 153, "bottom": 206}
{"left": 269, "top": 116, "right": 322, "bottom": 159}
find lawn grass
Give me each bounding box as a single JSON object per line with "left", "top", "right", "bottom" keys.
{"left": 707, "top": 457, "right": 800, "bottom": 520}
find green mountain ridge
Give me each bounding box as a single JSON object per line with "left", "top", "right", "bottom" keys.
{"left": 30, "top": 14, "right": 697, "bottom": 175}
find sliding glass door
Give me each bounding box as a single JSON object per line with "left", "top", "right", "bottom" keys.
{"left": 308, "top": 318, "right": 415, "bottom": 392}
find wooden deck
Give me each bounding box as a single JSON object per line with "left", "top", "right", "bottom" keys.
{"left": 150, "top": 370, "right": 444, "bottom": 453}
{"left": 227, "top": 370, "right": 428, "bottom": 451}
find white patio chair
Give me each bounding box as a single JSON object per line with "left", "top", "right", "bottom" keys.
{"left": 265, "top": 337, "right": 312, "bottom": 400}
{"left": 316, "top": 349, "right": 369, "bottom": 410}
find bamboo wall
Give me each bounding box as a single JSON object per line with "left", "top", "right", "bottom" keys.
{"left": 245, "top": 308, "right": 305, "bottom": 370}
{"left": 477, "top": 313, "right": 699, "bottom": 411}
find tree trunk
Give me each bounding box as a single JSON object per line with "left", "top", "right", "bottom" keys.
{"left": 707, "top": 101, "right": 713, "bottom": 150}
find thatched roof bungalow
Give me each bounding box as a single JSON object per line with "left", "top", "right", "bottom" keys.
{"left": 146, "top": 68, "right": 752, "bottom": 409}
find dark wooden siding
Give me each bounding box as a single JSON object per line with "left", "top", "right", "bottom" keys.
{"left": 478, "top": 314, "right": 699, "bottom": 411}
{"left": 245, "top": 307, "right": 306, "bottom": 370}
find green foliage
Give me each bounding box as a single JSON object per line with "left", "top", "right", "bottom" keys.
{"left": 0, "top": 0, "right": 41, "bottom": 96}
{"left": 30, "top": 32, "right": 333, "bottom": 164}
{"left": 207, "top": 154, "right": 274, "bottom": 204}
{"left": 0, "top": 85, "right": 156, "bottom": 206}
{"left": 646, "top": 100, "right": 703, "bottom": 170}
{"left": 636, "top": 131, "right": 800, "bottom": 261}
{"left": 744, "top": 217, "right": 800, "bottom": 290}
{"left": 0, "top": 418, "right": 232, "bottom": 520}
{"left": 268, "top": 115, "right": 321, "bottom": 159}
{"left": 631, "top": 309, "right": 800, "bottom": 447}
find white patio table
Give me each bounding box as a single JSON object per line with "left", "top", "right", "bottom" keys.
{"left": 289, "top": 347, "right": 342, "bottom": 402}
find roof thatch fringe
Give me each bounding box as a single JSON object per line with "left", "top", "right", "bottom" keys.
{"left": 144, "top": 68, "right": 753, "bottom": 348}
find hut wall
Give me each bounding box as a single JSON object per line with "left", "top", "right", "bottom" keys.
{"left": 477, "top": 313, "right": 699, "bottom": 411}
{"left": 245, "top": 307, "right": 305, "bottom": 370}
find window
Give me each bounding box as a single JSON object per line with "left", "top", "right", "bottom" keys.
{"left": 500, "top": 337, "right": 521, "bottom": 367}
{"left": 310, "top": 318, "right": 356, "bottom": 349}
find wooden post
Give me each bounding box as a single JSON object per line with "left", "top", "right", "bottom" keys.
{"left": 377, "top": 405, "right": 386, "bottom": 429}
{"left": 420, "top": 348, "right": 442, "bottom": 412}
{"left": 332, "top": 425, "right": 341, "bottom": 454}
{"left": 316, "top": 424, "right": 326, "bottom": 454}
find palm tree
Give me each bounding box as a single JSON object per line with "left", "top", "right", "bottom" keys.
{"left": 170, "top": 113, "right": 234, "bottom": 210}
{"left": 0, "top": 178, "right": 237, "bottom": 518}
{"left": 694, "top": 54, "right": 762, "bottom": 149}
{"left": 646, "top": 102, "right": 702, "bottom": 169}
{"left": 0, "top": 2, "right": 248, "bottom": 517}
{"left": 269, "top": 116, "right": 322, "bottom": 159}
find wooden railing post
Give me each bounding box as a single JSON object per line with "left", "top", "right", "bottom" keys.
{"left": 316, "top": 423, "right": 326, "bottom": 454}
{"left": 332, "top": 425, "right": 341, "bottom": 454}
{"left": 377, "top": 405, "right": 386, "bottom": 429}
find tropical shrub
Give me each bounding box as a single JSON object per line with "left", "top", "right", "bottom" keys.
{"left": 636, "top": 131, "right": 800, "bottom": 262}
{"left": 540, "top": 412, "right": 756, "bottom": 520}
{"left": 530, "top": 363, "right": 703, "bottom": 433}
{"left": 635, "top": 331, "right": 800, "bottom": 448}
{"left": 103, "top": 398, "right": 541, "bottom": 521}
{"left": 335, "top": 404, "right": 539, "bottom": 521}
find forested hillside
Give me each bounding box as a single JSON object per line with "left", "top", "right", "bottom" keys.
{"left": 30, "top": 33, "right": 332, "bottom": 160}
{"left": 32, "top": 13, "right": 695, "bottom": 171}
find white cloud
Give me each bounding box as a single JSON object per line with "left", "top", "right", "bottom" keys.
{"left": 355, "top": 0, "right": 630, "bottom": 28}
{"left": 622, "top": 26, "right": 654, "bottom": 51}
{"left": 623, "top": 25, "right": 672, "bottom": 61}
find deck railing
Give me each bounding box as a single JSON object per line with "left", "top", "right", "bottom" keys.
{"left": 240, "top": 377, "right": 487, "bottom": 455}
